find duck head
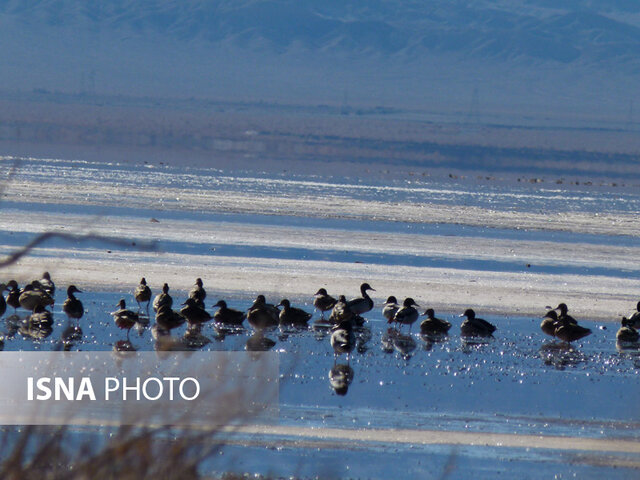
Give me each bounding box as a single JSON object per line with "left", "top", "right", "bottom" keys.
{"left": 460, "top": 308, "right": 475, "bottom": 320}
{"left": 423, "top": 308, "right": 435, "bottom": 318}
{"left": 116, "top": 299, "right": 127, "bottom": 309}
{"left": 554, "top": 303, "right": 569, "bottom": 316}
{"left": 385, "top": 296, "right": 398, "bottom": 305}
{"left": 360, "top": 283, "right": 375, "bottom": 295}
{"left": 277, "top": 299, "right": 291, "bottom": 309}
{"left": 162, "top": 283, "right": 170, "bottom": 293}
{"left": 402, "top": 297, "right": 418, "bottom": 307}
{"left": 214, "top": 300, "right": 227, "bottom": 309}
{"left": 315, "top": 288, "right": 328, "bottom": 296}
{"left": 67, "top": 285, "right": 82, "bottom": 296}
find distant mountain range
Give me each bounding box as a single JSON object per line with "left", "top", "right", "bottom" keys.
{"left": 0, "top": 1, "right": 639, "bottom": 119}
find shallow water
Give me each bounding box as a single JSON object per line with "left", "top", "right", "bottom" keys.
{"left": 2, "top": 288, "right": 639, "bottom": 478}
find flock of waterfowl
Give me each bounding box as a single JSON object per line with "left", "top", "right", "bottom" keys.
{"left": 1, "top": 274, "right": 639, "bottom": 355}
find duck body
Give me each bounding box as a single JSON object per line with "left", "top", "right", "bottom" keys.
{"left": 0, "top": 284, "right": 7, "bottom": 317}
{"left": 247, "top": 307, "right": 278, "bottom": 330}
{"left": 213, "top": 300, "right": 246, "bottom": 326}
{"left": 62, "top": 285, "right": 84, "bottom": 320}
{"left": 19, "top": 283, "right": 54, "bottom": 311}
{"left": 330, "top": 320, "right": 356, "bottom": 356}
{"left": 6, "top": 280, "right": 20, "bottom": 311}
{"left": 540, "top": 310, "right": 560, "bottom": 337}
{"left": 625, "top": 301, "right": 640, "bottom": 329}
{"left": 134, "top": 278, "right": 152, "bottom": 311}
{"left": 180, "top": 298, "right": 212, "bottom": 327}
{"left": 278, "top": 299, "right": 311, "bottom": 326}
{"left": 460, "top": 309, "right": 496, "bottom": 337}
{"left": 249, "top": 295, "right": 280, "bottom": 320}
{"left": 153, "top": 283, "right": 173, "bottom": 312}
{"left": 155, "top": 304, "right": 186, "bottom": 331}
{"left": 347, "top": 283, "right": 375, "bottom": 315}
{"left": 39, "top": 272, "right": 55, "bottom": 297}
{"left": 383, "top": 296, "right": 399, "bottom": 323}
{"left": 554, "top": 321, "right": 592, "bottom": 343}
{"left": 551, "top": 303, "right": 591, "bottom": 343}
{"left": 314, "top": 288, "right": 337, "bottom": 317}
{"left": 188, "top": 278, "right": 206, "bottom": 308}
{"left": 329, "top": 295, "right": 354, "bottom": 325}
{"left": 112, "top": 299, "right": 139, "bottom": 331}
{"left": 392, "top": 298, "right": 420, "bottom": 329}
{"left": 617, "top": 323, "right": 640, "bottom": 344}
{"left": 420, "top": 308, "right": 451, "bottom": 335}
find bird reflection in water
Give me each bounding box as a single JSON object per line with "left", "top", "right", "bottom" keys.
{"left": 19, "top": 320, "right": 53, "bottom": 341}
{"left": 60, "top": 325, "right": 82, "bottom": 351}
{"left": 329, "top": 364, "right": 354, "bottom": 396}
{"left": 460, "top": 336, "right": 493, "bottom": 354}
{"left": 246, "top": 329, "right": 277, "bottom": 352}
{"left": 5, "top": 313, "right": 22, "bottom": 338}
{"left": 380, "top": 328, "right": 417, "bottom": 359}
{"left": 392, "top": 332, "right": 417, "bottom": 360}
{"left": 113, "top": 339, "right": 137, "bottom": 354}
{"left": 183, "top": 326, "right": 212, "bottom": 350}
{"left": 539, "top": 342, "right": 587, "bottom": 370}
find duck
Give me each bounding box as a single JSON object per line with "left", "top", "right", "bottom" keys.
{"left": 392, "top": 298, "right": 420, "bottom": 331}
{"left": 330, "top": 320, "right": 356, "bottom": 358}
{"left": 313, "top": 288, "right": 337, "bottom": 319}
{"left": 247, "top": 297, "right": 279, "bottom": 330}
{"left": 111, "top": 299, "right": 139, "bottom": 337}
{"left": 277, "top": 299, "right": 312, "bottom": 326}
{"left": 180, "top": 297, "right": 212, "bottom": 328}
{"left": 625, "top": 301, "right": 640, "bottom": 329}
{"left": 382, "top": 296, "right": 399, "bottom": 323}
{"left": 153, "top": 283, "right": 173, "bottom": 312}
{"left": 347, "top": 282, "right": 375, "bottom": 316}
{"left": 155, "top": 304, "right": 186, "bottom": 331}
{"left": 420, "top": 308, "right": 451, "bottom": 335}
{"left": 213, "top": 300, "right": 246, "bottom": 326}
{"left": 188, "top": 278, "right": 206, "bottom": 308}
{"left": 249, "top": 295, "right": 280, "bottom": 321}
{"left": 5, "top": 280, "right": 20, "bottom": 312}
{"left": 540, "top": 310, "right": 560, "bottom": 338}
{"left": 617, "top": 317, "right": 639, "bottom": 345}
{"left": 19, "top": 283, "right": 54, "bottom": 311}
{"left": 38, "top": 272, "right": 55, "bottom": 297}
{"left": 134, "top": 277, "right": 152, "bottom": 315}
{"left": 459, "top": 309, "right": 496, "bottom": 337}
{"left": 554, "top": 316, "right": 591, "bottom": 344}
{"left": 62, "top": 285, "right": 84, "bottom": 320}
{"left": 329, "top": 295, "right": 354, "bottom": 325}
{"left": 0, "top": 283, "right": 7, "bottom": 318}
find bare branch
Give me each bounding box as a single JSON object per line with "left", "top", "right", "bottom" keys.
{"left": 0, "top": 231, "right": 157, "bottom": 269}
